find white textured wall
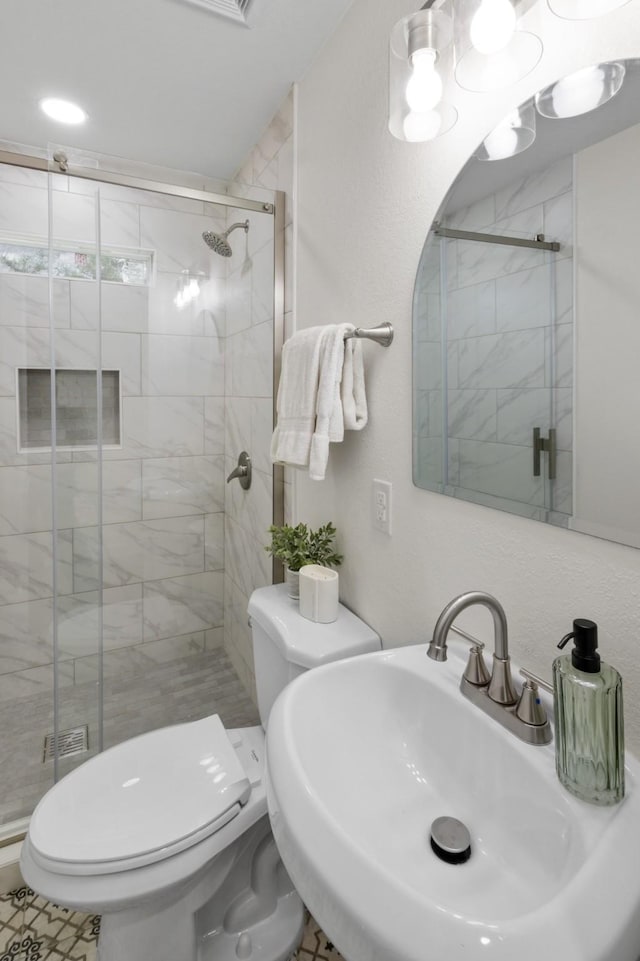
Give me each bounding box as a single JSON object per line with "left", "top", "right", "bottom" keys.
{"left": 573, "top": 121, "right": 640, "bottom": 548}
{"left": 294, "top": 1, "right": 640, "bottom": 753}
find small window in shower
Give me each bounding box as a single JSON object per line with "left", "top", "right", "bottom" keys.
{"left": 0, "top": 236, "right": 154, "bottom": 286}
{"left": 17, "top": 368, "right": 121, "bottom": 451}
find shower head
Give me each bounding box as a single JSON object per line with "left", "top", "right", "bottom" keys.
{"left": 202, "top": 219, "right": 249, "bottom": 257}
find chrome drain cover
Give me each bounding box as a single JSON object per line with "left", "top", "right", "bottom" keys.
{"left": 430, "top": 816, "right": 471, "bottom": 864}
{"left": 43, "top": 725, "right": 89, "bottom": 762}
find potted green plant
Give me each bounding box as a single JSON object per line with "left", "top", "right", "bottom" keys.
{"left": 265, "top": 522, "right": 343, "bottom": 598}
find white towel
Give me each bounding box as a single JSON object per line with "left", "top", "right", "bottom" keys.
{"left": 309, "top": 324, "right": 351, "bottom": 480}
{"left": 341, "top": 336, "right": 368, "bottom": 431}
{"left": 270, "top": 325, "right": 328, "bottom": 469}
{"left": 271, "top": 323, "right": 369, "bottom": 481}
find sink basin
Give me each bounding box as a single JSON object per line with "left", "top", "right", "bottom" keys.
{"left": 266, "top": 641, "right": 640, "bottom": 961}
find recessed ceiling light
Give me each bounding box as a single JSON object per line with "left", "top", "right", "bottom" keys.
{"left": 39, "top": 98, "right": 87, "bottom": 125}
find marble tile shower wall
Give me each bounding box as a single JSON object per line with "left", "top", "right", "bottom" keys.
{"left": 0, "top": 162, "right": 230, "bottom": 709}
{"left": 415, "top": 155, "right": 573, "bottom": 520}
{"left": 224, "top": 89, "right": 294, "bottom": 700}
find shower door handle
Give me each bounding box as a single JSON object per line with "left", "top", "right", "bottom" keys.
{"left": 533, "top": 428, "right": 557, "bottom": 480}
{"left": 227, "top": 451, "right": 252, "bottom": 490}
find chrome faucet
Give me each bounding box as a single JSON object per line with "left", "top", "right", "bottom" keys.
{"left": 428, "top": 590, "right": 517, "bottom": 704}
{"left": 428, "top": 591, "right": 552, "bottom": 745}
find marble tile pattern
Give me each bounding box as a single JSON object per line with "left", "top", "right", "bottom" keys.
{"left": 224, "top": 87, "right": 294, "bottom": 697}
{"left": 0, "top": 888, "right": 343, "bottom": 961}
{"left": 0, "top": 119, "right": 283, "bottom": 824}
{"left": 415, "top": 155, "right": 574, "bottom": 516}
{"left": 0, "top": 646, "right": 258, "bottom": 826}
{"left": 0, "top": 163, "right": 232, "bottom": 800}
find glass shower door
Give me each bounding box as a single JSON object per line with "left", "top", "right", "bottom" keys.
{"left": 414, "top": 225, "right": 572, "bottom": 526}
{"left": 48, "top": 155, "right": 105, "bottom": 782}
{"left": 444, "top": 233, "right": 555, "bottom": 518}
{"left": 0, "top": 149, "right": 279, "bottom": 836}
{"left": 48, "top": 162, "right": 265, "bottom": 760}
{"left": 0, "top": 160, "right": 60, "bottom": 830}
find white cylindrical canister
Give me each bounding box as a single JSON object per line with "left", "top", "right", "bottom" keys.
{"left": 298, "top": 564, "right": 339, "bottom": 624}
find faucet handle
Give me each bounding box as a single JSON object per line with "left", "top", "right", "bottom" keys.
{"left": 448, "top": 627, "right": 490, "bottom": 686}
{"left": 515, "top": 676, "right": 549, "bottom": 726}
{"left": 518, "top": 668, "right": 553, "bottom": 695}
{"left": 462, "top": 642, "right": 491, "bottom": 687}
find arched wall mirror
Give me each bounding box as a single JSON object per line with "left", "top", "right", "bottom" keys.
{"left": 412, "top": 58, "right": 640, "bottom": 550}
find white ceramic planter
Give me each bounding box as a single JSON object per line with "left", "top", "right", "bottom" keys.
{"left": 284, "top": 568, "right": 300, "bottom": 599}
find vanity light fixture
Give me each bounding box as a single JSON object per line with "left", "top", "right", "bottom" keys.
{"left": 388, "top": 2, "right": 458, "bottom": 142}
{"left": 535, "top": 62, "right": 625, "bottom": 119}
{"left": 469, "top": 0, "right": 517, "bottom": 54}
{"left": 388, "top": 0, "right": 544, "bottom": 142}
{"left": 475, "top": 101, "right": 536, "bottom": 160}
{"left": 39, "top": 98, "right": 87, "bottom": 125}
{"left": 547, "top": 0, "right": 632, "bottom": 19}
{"left": 454, "top": 0, "right": 543, "bottom": 92}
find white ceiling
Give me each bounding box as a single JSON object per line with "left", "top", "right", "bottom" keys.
{"left": 0, "top": 0, "right": 354, "bottom": 180}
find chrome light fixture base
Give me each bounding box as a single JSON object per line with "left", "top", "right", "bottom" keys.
{"left": 389, "top": 5, "right": 457, "bottom": 143}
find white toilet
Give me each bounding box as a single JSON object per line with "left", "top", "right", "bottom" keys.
{"left": 21, "top": 584, "right": 380, "bottom": 961}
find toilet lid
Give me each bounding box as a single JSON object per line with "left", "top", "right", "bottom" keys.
{"left": 29, "top": 715, "right": 251, "bottom": 868}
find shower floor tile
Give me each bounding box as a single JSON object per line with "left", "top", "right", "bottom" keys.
{"left": 0, "top": 647, "right": 259, "bottom": 826}
{"left": 0, "top": 890, "right": 345, "bottom": 961}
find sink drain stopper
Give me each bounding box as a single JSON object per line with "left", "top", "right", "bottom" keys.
{"left": 430, "top": 816, "right": 471, "bottom": 864}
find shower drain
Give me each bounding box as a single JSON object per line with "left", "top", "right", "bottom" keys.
{"left": 43, "top": 725, "right": 89, "bottom": 762}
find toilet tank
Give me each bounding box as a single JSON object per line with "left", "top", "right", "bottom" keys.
{"left": 248, "top": 583, "right": 381, "bottom": 726}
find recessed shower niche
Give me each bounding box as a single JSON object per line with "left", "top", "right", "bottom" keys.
{"left": 17, "top": 368, "right": 121, "bottom": 451}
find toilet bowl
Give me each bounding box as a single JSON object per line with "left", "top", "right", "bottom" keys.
{"left": 21, "top": 584, "right": 380, "bottom": 961}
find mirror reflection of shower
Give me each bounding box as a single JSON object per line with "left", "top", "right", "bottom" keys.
{"left": 202, "top": 219, "right": 249, "bottom": 257}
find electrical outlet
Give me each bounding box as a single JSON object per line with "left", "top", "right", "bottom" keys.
{"left": 372, "top": 479, "right": 392, "bottom": 535}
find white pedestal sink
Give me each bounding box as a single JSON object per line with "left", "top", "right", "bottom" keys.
{"left": 265, "top": 641, "right": 640, "bottom": 961}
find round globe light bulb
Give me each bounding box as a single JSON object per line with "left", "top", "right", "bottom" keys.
{"left": 403, "top": 110, "right": 443, "bottom": 142}
{"left": 470, "top": 0, "right": 517, "bottom": 55}
{"left": 39, "top": 98, "right": 87, "bottom": 125}
{"left": 551, "top": 65, "right": 605, "bottom": 118}
{"left": 406, "top": 49, "right": 443, "bottom": 113}
{"left": 482, "top": 123, "right": 519, "bottom": 160}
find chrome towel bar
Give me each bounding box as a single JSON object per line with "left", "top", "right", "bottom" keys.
{"left": 344, "top": 322, "right": 393, "bottom": 347}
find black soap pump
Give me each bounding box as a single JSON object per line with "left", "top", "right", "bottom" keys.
{"left": 552, "top": 619, "right": 624, "bottom": 805}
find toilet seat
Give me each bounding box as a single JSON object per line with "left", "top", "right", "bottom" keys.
{"left": 28, "top": 715, "right": 252, "bottom": 876}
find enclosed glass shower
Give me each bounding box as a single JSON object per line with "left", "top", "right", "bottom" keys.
{"left": 0, "top": 147, "right": 284, "bottom": 837}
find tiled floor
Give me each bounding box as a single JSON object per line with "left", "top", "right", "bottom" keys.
{"left": 0, "top": 887, "right": 100, "bottom": 960}
{"left": 0, "top": 647, "right": 259, "bottom": 824}
{"left": 296, "top": 917, "right": 347, "bottom": 961}
{"left": 0, "top": 649, "right": 345, "bottom": 960}
{"left": 0, "top": 888, "right": 346, "bottom": 961}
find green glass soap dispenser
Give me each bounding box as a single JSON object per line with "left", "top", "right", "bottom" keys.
{"left": 553, "top": 618, "right": 624, "bottom": 805}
